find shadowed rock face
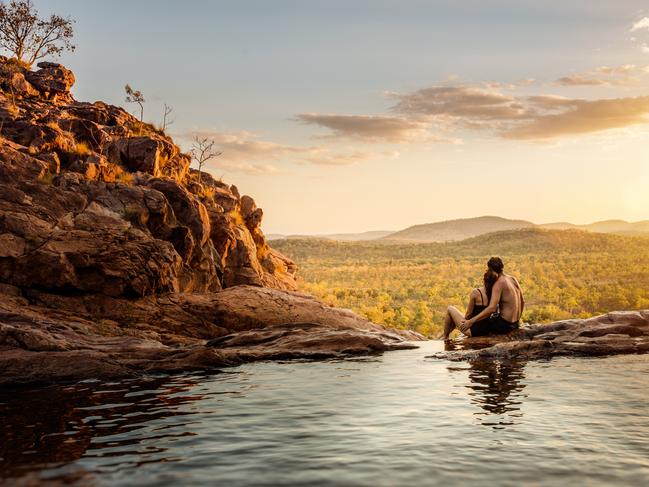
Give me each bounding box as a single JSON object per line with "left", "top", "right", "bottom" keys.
{"left": 430, "top": 310, "right": 649, "bottom": 361}
{"left": 0, "top": 59, "right": 423, "bottom": 385}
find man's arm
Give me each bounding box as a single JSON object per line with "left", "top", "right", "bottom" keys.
{"left": 461, "top": 282, "right": 502, "bottom": 331}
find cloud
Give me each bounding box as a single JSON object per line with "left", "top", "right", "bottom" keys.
{"left": 302, "top": 148, "right": 399, "bottom": 166}
{"left": 503, "top": 96, "right": 649, "bottom": 139}
{"left": 181, "top": 130, "right": 390, "bottom": 172}
{"left": 631, "top": 17, "right": 649, "bottom": 32}
{"left": 392, "top": 85, "right": 528, "bottom": 121}
{"left": 555, "top": 64, "right": 647, "bottom": 86}
{"left": 556, "top": 75, "right": 609, "bottom": 86}
{"left": 185, "top": 130, "right": 302, "bottom": 162}
{"left": 390, "top": 83, "right": 649, "bottom": 140}
{"left": 295, "top": 113, "right": 442, "bottom": 143}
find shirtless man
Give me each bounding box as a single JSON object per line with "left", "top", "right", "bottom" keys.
{"left": 460, "top": 257, "right": 524, "bottom": 337}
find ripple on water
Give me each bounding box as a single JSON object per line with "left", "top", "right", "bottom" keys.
{"left": 1, "top": 342, "right": 648, "bottom": 486}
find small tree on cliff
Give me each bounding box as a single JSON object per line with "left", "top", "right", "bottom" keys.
{"left": 124, "top": 84, "right": 145, "bottom": 121}
{"left": 161, "top": 103, "right": 174, "bottom": 131}
{"left": 0, "top": 0, "right": 75, "bottom": 66}
{"left": 191, "top": 136, "right": 222, "bottom": 183}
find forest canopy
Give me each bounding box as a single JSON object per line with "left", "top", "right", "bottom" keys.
{"left": 272, "top": 229, "right": 649, "bottom": 337}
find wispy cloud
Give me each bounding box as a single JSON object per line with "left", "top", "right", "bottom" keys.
{"left": 555, "top": 64, "right": 648, "bottom": 86}
{"left": 392, "top": 85, "right": 527, "bottom": 121}
{"left": 296, "top": 113, "right": 426, "bottom": 142}
{"left": 181, "top": 130, "right": 393, "bottom": 172}
{"left": 503, "top": 96, "right": 649, "bottom": 139}
{"left": 631, "top": 17, "right": 649, "bottom": 32}
{"left": 390, "top": 84, "right": 649, "bottom": 140}
{"left": 302, "top": 148, "right": 399, "bottom": 166}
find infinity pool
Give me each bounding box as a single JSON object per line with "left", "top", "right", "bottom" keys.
{"left": 1, "top": 341, "right": 648, "bottom": 486}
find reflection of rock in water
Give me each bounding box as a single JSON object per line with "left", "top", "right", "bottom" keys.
{"left": 0, "top": 375, "right": 207, "bottom": 483}
{"left": 444, "top": 340, "right": 527, "bottom": 428}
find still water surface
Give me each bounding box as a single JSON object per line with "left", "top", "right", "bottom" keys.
{"left": 1, "top": 341, "right": 648, "bottom": 486}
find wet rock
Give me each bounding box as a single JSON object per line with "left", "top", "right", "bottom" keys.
{"left": 0, "top": 286, "right": 422, "bottom": 385}
{"left": 430, "top": 310, "right": 649, "bottom": 361}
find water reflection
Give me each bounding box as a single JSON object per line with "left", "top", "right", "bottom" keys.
{"left": 445, "top": 340, "right": 528, "bottom": 429}
{"left": 0, "top": 373, "right": 216, "bottom": 483}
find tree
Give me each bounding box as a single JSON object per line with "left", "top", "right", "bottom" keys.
{"left": 124, "top": 84, "right": 144, "bottom": 121}
{"left": 161, "top": 103, "right": 174, "bottom": 131}
{"left": 191, "top": 136, "right": 221, "bottom": 183}
{"left": 0, "top": 0, "right": 75, "bottom": 66}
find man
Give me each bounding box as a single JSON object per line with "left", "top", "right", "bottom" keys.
{"left": 460, "top": 257, "right": 524, "bottom": 337}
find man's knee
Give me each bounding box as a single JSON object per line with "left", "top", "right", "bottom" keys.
{"left": 447, "top": 305, "right": 457, "bottom": 313}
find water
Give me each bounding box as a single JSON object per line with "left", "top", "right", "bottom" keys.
{"left": 1, "top": 341, "right": 648, "bottom": 486}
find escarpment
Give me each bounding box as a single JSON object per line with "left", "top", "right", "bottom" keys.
{"left": 0, "top": 58, "right": 421, "bottom": 385}
{"left": 0, "top": 57, "right": 297, "bottom": 295}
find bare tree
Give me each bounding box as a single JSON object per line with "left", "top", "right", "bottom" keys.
{"left": 124, "top": 84, "right": 144, "bottom": 121}
{"left": 0, "top": 0, "right": 75, "bottom": 66}
{"left": 191, "top": 136, "right": 221, "bottom": 183}
{"left": 161, "top": 103, "right": 174, "bottom": 131}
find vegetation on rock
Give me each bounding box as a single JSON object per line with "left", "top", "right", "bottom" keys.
{"left": 0, "top": 0, "right": 75, "bottom": 66}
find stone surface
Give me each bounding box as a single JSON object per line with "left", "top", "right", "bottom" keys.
{"left": 430, "top": 310, "right": 649, "bottom": 361}
{"left": 0, "top": 59, "right": 419, "bottom": 386}
{"left": 0, "top": 57, "right": 297, "bottom": 292}
{"left": 0, "top": 286, "right": 421, "bottom": 386}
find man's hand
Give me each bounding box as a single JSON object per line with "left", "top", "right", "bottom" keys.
{"left": 459, "top": 318, "right": 473, "bottom": 333}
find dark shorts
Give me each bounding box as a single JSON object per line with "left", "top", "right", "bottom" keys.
{"left": 471, "top": 315, "right": 519, "bottom": 337}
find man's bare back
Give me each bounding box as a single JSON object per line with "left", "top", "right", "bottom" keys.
{"left": 493, "top": 274, "right": 524, "bottom": 323}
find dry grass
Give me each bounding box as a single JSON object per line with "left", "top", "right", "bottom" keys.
{"left": 46, "top": 120, "right": 61, "bottom": 131}
{"left": 202, "top": 186, "right": 216, "bottom": 199}
{"left": 117, "top": 172, "right": 134, "bottom": 184}
{"left": 37, "top": 172, "right": 55, "bottom": 185}
{"left": 73, "top": 141, "right": 92, "bottom": 156}
{"left": 230, "top": 210, "right": 245, "bottom": 226}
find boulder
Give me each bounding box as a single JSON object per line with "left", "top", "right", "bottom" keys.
{"left": 430, "top": 310, "right": 649, "bottom": 361}
{"left": 8, "top": 71, "right": 39, "bottom": 97}
{"left": 24, "top": 62, "right": 75, "bottom": 100}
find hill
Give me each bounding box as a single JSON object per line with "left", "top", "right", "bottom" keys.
{"left": 539, "top": 219, "right": 649, "bottom": 235}
{"left": 382, "top": 216, "right": 534, "bottom": 242}
{"left": 268, "top": 230, "right": 393, "bottom": 241}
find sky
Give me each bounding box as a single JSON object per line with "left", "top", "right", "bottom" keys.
{"left": 35, "top": 0, "right": 649, "bottom": 234}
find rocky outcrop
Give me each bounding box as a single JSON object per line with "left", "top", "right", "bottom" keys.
{"left": 0, "top": 57, "right": 296, "bottom": 293}
{"left": 0, "top": 285, "right": 419, "bottom": 385}
{"left": 0, "top": 58, "right": 420, "bottom": 385}
{"left": 431, "top": 310, "right": 649, "bottom": 361}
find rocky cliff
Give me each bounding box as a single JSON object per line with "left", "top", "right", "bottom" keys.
{"left": 0, "top": 59, "right": 421, "bottom": 385}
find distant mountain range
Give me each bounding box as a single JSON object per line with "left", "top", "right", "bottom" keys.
{"left": 267, "top": 230, "right": 395, "bottom": 241}
{"left": 268, "top": 216, "right": 649, "bottom": 243}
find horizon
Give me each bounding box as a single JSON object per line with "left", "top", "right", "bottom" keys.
{"left": 37, "top": 0, "right": 649, "bottom": 234}
{"left": 267, "top": 215, "right": 649, "bottom": 236}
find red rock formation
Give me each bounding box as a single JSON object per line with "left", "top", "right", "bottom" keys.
{"left": 0, "top": 57, "right": 296, "bottom": 292}
{"left": 0, "top": 58, "right": 422, "bottom": 384}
